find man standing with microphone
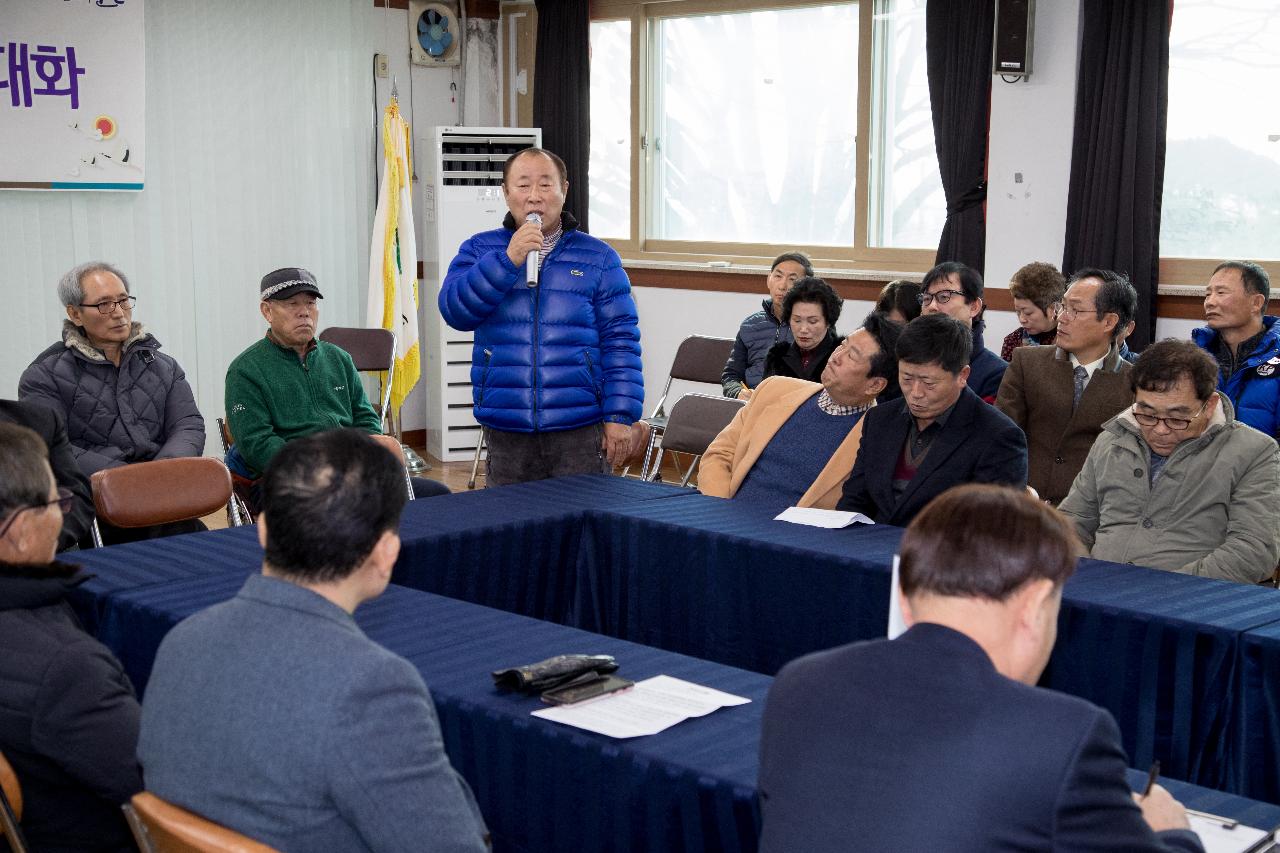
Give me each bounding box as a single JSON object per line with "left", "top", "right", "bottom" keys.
{"left": 439, "top": 148, "right": 644, "bottom": 485}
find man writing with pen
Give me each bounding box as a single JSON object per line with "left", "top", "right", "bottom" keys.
{"left": 758, "top": 484, "right": 1202, "bottom": 852}
{"left": 439, "top": 148, "right": 644, "bottom": 486}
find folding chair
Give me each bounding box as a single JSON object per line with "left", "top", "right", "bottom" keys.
{"left": 90, "top": 458, "right": 244, "bottom": 547}
{"left": 0, "top": 750, "right": 27, "bottom": 853}
{"left": 635, "top": 335, "right": 735, "bottom": 480}
{"left": 647, "top": 393, "right": 745, "bottom": 487}
{"left": 124, "top": 792, "right": 279, "bottom": 853}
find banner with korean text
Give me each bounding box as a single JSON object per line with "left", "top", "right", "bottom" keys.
{"left": 1, "top": 0, "right": 145, "bottom": 191}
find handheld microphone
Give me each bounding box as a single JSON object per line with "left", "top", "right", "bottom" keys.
{"left": 526, "top": 212, "right": 542, "bottom": 287}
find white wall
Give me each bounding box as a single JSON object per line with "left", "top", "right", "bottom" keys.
{"left": 984, "top": 0, "right": 1082, "bottom": 290}
{"left": 0, "top": 0, "right": 499, "bottom": 449}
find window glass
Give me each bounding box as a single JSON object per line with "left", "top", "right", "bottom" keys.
{"left": 651, "top": 4, "right": 860, "bottom": 245}
{"left": 588, "top": 20, "right": 632, "bottom": 239}
{"left": 868, "top": 0, "right": 944, "bottom": 249}
{"left": 1162, "top": 0, "right": 1280, "bottom": 259}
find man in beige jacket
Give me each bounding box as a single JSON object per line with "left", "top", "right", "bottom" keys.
{"left": 699, "top": 312, "right": 903, "bottom": 511}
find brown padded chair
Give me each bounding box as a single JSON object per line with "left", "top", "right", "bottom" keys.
{"left": 90, "top": 457, "right": 243, "bottom": 547}
{"left": 0, "top": 750, "right": 28, "bottom": 853}
{"left": 647, "top": 392, "right": 745, "bottom": 487}
{"left": 317, "top": 327, "right": 396, "bottom": 428}
{"left": 123, "top": 792, "right": 279, "bottom": 853}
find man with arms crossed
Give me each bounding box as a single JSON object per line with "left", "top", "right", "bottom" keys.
{"left": 836, "top": 314, "right": 1027, "bottom": 526}
{"left": 760, "top": 484, "right": 1201, "bottom": 852}
{"left": 699, "top": 312, "right": 901, "bottom": 512}
{"left": 139, "top": 429, "right": 487, "bottom": 852}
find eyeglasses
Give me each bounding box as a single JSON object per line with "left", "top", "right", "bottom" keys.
{"left": 78, "top": 296, "right": 137, "bottom": 314}
{"left": 1132, "top": 400, "right": 1210, "bottom": 431}
{"left": 917, "top": 289, "right": 965, "bottom": 306}
{"left": 0, "top": 488, "right": 73, "bottom": 539}
{"left": 1055, "top": 302, "right": 1107, "bottom": 322}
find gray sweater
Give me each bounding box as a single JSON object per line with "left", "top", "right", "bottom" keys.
{"left": 1059, "top": 394, "right": 1280, "bottom": 583}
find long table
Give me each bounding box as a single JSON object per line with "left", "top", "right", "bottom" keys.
{"left": 67, "top": 475, "right": 1280, "bottom": 803}
{"left": 77, "top": 565, "right": 1280, "bottom": 853}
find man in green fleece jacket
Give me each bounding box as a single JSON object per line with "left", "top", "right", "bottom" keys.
{"left": 224, "top": 268, "right": 449, "bottom": 503}
{"left": 225, "top": 268, "right": 380, "bottom": 479}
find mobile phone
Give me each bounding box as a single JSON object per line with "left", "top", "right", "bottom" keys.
{"left": 541, "top": 674, "right": 635, "bottom": 706}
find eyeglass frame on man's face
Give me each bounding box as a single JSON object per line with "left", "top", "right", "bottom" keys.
{"left": 1131, "top": 399, "right": 1211, "bottom": 431}
{"left": 77, "top": 296, "right": 137, "bottom": 315}
{"left": 0, "top": 487, "right": 73, "bottom": 539}
{"left": 917, "top": 289, "right": 965, "bottom": 307}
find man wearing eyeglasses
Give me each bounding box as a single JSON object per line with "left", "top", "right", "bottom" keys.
{"left": 18, "top": 261, "right": 206, "bottom": 486}
{"left": 0, "top": 423, "right": 143, "bottom": 852}
{"left": 917, "top": 261, "right": 1007, "bottom": 403}
{"left": 1059, "top": 340, "right": 1280, "bottom": 584}
{"left": 996, "top": 269, "right": 1137, "bottom": 505}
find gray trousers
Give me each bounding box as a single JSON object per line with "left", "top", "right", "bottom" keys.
{"left": 484, "top": 423, "right": 610, "bottom": 487}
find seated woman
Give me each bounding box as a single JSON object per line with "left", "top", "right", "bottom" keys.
{"left": 1001, "top": 261, "right": 1065, "bottom": 361}
{"left": 722, "top": 252, "right": 813, "bottom": 400}
{"left": 875, "top": 279, "right": 922, "bottom": 325}
{"left": 762, "top": 277, "right": 843, "bottom": 383}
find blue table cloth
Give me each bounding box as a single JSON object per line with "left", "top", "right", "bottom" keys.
{"left": 1237, "top": 620, "right": 1280, "bottom": 803}
{"left": 90, "top": 573, "right": 765, "bottom": 853}
{"left": 571, "top": 493, "right": 1280, "bottom": 798}
{"left": 391, "top": 475, "right": 698, "bottom": 618}
{"left": 83, "top": 571, "right": 1280, "bottom": 853}
{"left": 1045, "top": 559, "right": 1280, "bottom": 793}
{"left": 574, "top": 494, "right": 903, "bottom": 673}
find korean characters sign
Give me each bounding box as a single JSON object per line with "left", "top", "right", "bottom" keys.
{"left": 1, "top": 0, "right": 145, "bottom": 191}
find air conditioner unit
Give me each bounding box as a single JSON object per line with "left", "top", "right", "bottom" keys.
{"left": 409, "top": 1, "right": 461, "bottom": 67}
{"left": 421, "top": 126, "right": 541, "bottom": 461}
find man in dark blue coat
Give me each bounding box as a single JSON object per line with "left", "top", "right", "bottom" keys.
{"left": 760, "top": 484, "right": 1203, "bottom": 853}
{"left": 917, "top": 260, "right": 1007, "bottom": 402}
{"left": 836, "top": 313, "right": 1027, "bottom": 525}
{"left": 439, "top": 148, "right": 644, "bottom": 485}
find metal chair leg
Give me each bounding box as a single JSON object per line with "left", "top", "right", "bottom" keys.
{"left": 639, "top": 428, "right": 662, "bottom": 481}
{"left": 468, "top": 429, "right": 486, "bottom": 490}
{"left": 91, "top": 519, "right": 104, "bottom": 548}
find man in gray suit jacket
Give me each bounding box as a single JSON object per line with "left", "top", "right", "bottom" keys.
{"left": 996, "top": 268, "right": 1138, "bottom": 504}
{"left": 138, "top": 429, "right": 487, "bottom": 852}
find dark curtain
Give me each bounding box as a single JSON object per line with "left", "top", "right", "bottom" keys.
{"left": 1062, "top": 0, "right": 1170, "bottom": 350}
{"left": 533, "top": 0, "right": 591, "bottom": 233}
{"left": 926, "top": 0, "right": 995, "bottom": 273}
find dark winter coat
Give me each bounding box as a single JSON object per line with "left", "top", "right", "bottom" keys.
{"left": 722, "top": 298, "right": 793, "bottom": 398}
{"left": 762, "top": 329, "right": 841, "bottom": 384}
{"left": 19, "top": 321, "right": 205, "bottom": 477}
{"left": 0, "top": 561, "right": 142, "bottom": 852}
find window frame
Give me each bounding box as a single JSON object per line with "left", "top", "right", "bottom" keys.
{"left": 590, "top": 0, "right": 939, "bottom": 276}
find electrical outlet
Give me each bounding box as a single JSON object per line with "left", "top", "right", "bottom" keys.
{"left": 375, "top": 53, "right": 390, "bottom": 78}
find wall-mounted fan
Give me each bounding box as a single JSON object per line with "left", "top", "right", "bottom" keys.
{"left": 409, "top": 1, "right": 461, "bottom": 67}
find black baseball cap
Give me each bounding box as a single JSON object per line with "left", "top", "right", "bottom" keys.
{"left": 259, "top": 267, "right": 323, "bottom": 301}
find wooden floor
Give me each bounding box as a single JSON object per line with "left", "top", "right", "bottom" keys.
{"left": 204, "top": 446, "right": 695, "bottom": 531}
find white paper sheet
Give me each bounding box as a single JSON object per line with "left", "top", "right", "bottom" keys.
{"left": 531, "top": 675, "right": 751, "bottom": 739}
{"left": 1188, "top": 811, "right": 1275, "bottom": 853}
{"left": 774, "top": 507, "right": 875, "bottom": 528}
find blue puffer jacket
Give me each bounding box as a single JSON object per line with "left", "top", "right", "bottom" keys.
{"left": 439, "top": 212, "right": 644, "bottom": 433}
{"left": 1192, "top": 315, "right": 1280, "bottom": 439}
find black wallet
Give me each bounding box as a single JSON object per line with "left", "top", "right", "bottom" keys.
{"left": 491, "top": 654, "right": 619, "bottom": 693}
